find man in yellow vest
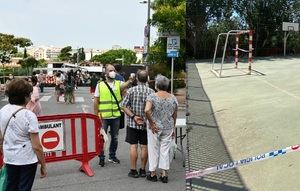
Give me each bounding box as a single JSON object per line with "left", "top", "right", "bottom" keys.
{"left": 94, "top": 64, "right": 132, "bottom": 167}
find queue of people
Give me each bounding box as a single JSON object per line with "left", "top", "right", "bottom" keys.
{"left": 94, "top": 64, "right": 178, "bottom": 183}
{"left": 0, "top": 78, "right": 46, "bottom": 190}
{"left": 0, "top": 64, "right": 178, "bottom": 190}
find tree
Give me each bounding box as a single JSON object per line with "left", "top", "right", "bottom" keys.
{"left": 91, "top": 49, "right": 136, "bottom": 65}
{"left": 0, "top": 33, "right": 33, "bottom": 77}
{"left": 19, "top": 56, "right": 39, "bottom": 75}
{"left": 0, "top": 33, "right": 17, "bottom": 64}
{"left": 58, "top": 46, "right": 72, "bottom": 62}
{"left": 71, "top": 47, "right": 85, "bottom": 64}
{"left": 235, "top": 0, "right": 300, "bottom": 53}
{"left": 148, "top": 0, "right": 186, "bottom": 73}
{"left": 14, "top": 37, "right": 33, "bottom": 58}
{"left": 186, "top": 0, "right": 235, "bottom": 58}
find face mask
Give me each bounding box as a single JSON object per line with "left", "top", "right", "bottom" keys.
{"left": 108, "top": 71, "right": 116, "bottom": 79}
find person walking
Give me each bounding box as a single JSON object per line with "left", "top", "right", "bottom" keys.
{"left": 64, "top": 70, "right": 75, "bottom": 104}
{"left": 94, "top": 64, "right": 132, "bottom": 167}
{"left": 144, "top": 74, "right": 178, "bottom": 183}
{"left": 0, "top": 78, "right": 46, "bottom": 190}
{"left": 37, "top": 72, "right": 45, "bottom": 93}
{"left": 26, "top": 76, "right": 42, "bottom": 116}
{"left": 90, "top": 73, "right": 99, "bottom": 95}
{"left": 55, "top": 72, "right": 64, "bottom": 102}
{"left": 121, "top": 70, "right": 154, "bottom": 178}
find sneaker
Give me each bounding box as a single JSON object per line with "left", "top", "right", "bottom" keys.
{"left": 128, "top": 169, "right": 139, "bottom": 178}
{"left": 108, "top": 157, "right": 120, "bottom": 164}
{"left": 159, "top": 176, "right": 168, "bottom": 183}
{"left": 139, "top": 168, "right": 146, "bottom": 177}
{"left": 146, "top": 174, "right": 158, "bottom": 182}
{"left": 99, "top": 158, "right": 105, "bottom": 167}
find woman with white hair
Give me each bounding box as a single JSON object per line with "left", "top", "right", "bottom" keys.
{"left": 144, "top": 74, "right": 178, "bottom": 183}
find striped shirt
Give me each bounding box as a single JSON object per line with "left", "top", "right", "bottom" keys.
{"left": 120, "top": 83, "right": 154, "bottom": 130}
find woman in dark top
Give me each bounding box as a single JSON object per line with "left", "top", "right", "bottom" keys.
{"left": 90, "top": 73, "right": 99, "bottom": 94}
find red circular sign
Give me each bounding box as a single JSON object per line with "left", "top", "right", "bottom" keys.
{"left": 41, "top": 130, "right": 60, "bottom": 150}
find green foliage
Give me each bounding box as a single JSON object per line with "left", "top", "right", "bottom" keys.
{"left": 152, "top": 0, "right": 186, "bottom": 37}
{"left": 187, "top": 0, "right": 300, "bottom": 58}
{"left": 0, "top": 33, "right": 32, "bottom": 71}
{"left": 235, "top": 0, "right": 300, "bottom": 49}
{"left": 58, "top": 46, "right": 72, "bottom": 61}
{"left": 91, "top": 49, "right": 136, "bottom": 65}
{"left": 12, "top": 52, "right": 24, "bottom": 58}
{"left": 19, "top": 56, "right": 39, "bottom": 75}
{"left": 38, "top": 59, "right": 47, "bottom": 67}
{"left": 71, "top": 48, "right": 85, "bottom": 64}
{"left": 149, "top": 0, "right": 186, "bottom": 72}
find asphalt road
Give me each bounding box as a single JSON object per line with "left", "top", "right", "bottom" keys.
{"left": 0, "top": 87, "right": 186, "bottom": 191}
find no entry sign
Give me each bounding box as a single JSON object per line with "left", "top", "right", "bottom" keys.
{"left": 39, "top": 121, "right": 65, "bottom": 152}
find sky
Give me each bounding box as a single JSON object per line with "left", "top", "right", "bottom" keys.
{"left": 0, "top": 0, "right": 155, "bottom": 50}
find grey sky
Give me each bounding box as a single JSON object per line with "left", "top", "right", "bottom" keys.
{"left": 0, "top": 0, "right": 153, "bottom": 50}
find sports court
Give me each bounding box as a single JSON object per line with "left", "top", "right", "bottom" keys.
{"left": 192, "top": 56, "right": 300, "bottom": 190}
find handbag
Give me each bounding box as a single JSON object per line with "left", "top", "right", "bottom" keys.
{"left": 103, "top": 81, "right": 125, "bottom": 129}
{"left": 0, "top": 107, "right": 24, "bottom": 190}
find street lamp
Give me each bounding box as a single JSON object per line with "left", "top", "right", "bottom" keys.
{"left": 139, "top": 0, "right": 150, "bottom": 68}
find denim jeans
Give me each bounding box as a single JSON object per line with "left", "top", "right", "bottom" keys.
{"left": 99, "top": 117, "right": 120, "bottom": 159}
{"left": 6, "top": 162, "right": 38, "bottom": 191}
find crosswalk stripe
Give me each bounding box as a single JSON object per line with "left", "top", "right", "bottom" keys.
{"left": 59, "top": 96, "right": 84, "bottom": 102}
{"left": 40, "top": 96, "right": 51, "bottom": 102}
{"left": 1, "top": 95, "right": 85, "bottom": 103}
{"left": 1, "top": 97, "right": 8, "bottom": 102}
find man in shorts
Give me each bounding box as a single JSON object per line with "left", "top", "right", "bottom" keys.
{"left": 121, "top": 69, "right": 154, "bottom": 178}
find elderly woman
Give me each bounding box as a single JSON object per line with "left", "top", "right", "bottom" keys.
{"left": 0, "top": 78, "right": 46, "bottom": 190}
{"left": 144, "top": 74, "right": 178, "bottom": 183}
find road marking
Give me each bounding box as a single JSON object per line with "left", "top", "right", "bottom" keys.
{"left": 1, "top": 97, "right": 8, "bottom": 102}
{"left": 40, "top": 96, "right": 51, "bottom": 102}
{"left": 81, "top": 104, "right": 90, "bottom": 113}
{"left": 76, "top": 97, "right": 84, "bottom": 102}
{"left": 59, "top": 96, "right": 84, "bottom": 102}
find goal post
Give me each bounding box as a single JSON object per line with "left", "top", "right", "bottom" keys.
{"left": 211, "top": 30, "right": 254, "bottom": 78}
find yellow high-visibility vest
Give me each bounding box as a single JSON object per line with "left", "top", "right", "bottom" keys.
{"left": 98, "top": 81, "right": 122, "bottom": 119}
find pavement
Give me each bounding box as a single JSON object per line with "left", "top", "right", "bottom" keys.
{"left": 186, "top": 61, "right": 247, "bottom": 191}
{"left": 187, "top": 57, "right": 300, "bottom": 191}
{"left": 0, "top": 86, "right": 186, "bottom": 191}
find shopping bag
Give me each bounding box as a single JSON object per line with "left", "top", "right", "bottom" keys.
{"left": 100, "top": 128, "right": 109, "bottom": 151}
{"left": 169, "top": 139, "right": 177, "bottom": 163}
{"left": 0, "top": 165, "right": 7, "bottom": 191}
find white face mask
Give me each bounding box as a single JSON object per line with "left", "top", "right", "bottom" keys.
{"left": 108, "top": 71, "right": 116, "bottom": 79}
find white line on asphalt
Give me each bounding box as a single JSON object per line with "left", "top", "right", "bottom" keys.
{"left": 76, "top": 97, "right": 84, "bottom": 102}
{"left": 1, "top": 97, "right": 8, "bottom": 102}
{"left": 40, "top": 96, "right": 51, "bottom": 102}
{"left": 58, "top": 96, "right": 84, "bottom": 102}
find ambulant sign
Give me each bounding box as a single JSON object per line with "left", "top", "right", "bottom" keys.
{"left": 39, "top": 121, "right": 65, "bottom": 152}
{"left": 167, "top": 36, "right": 180, "bottom": 58}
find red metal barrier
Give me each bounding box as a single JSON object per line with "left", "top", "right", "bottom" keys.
{"left": 0, "top": 113, "right": 103, "bottom": 177}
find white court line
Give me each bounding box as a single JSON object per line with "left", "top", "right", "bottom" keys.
{"left": 254, "top": 76, "right": 300, "bottom": 101}
{"left": 40, "top": 96, "right": 51, "bottom": 102}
